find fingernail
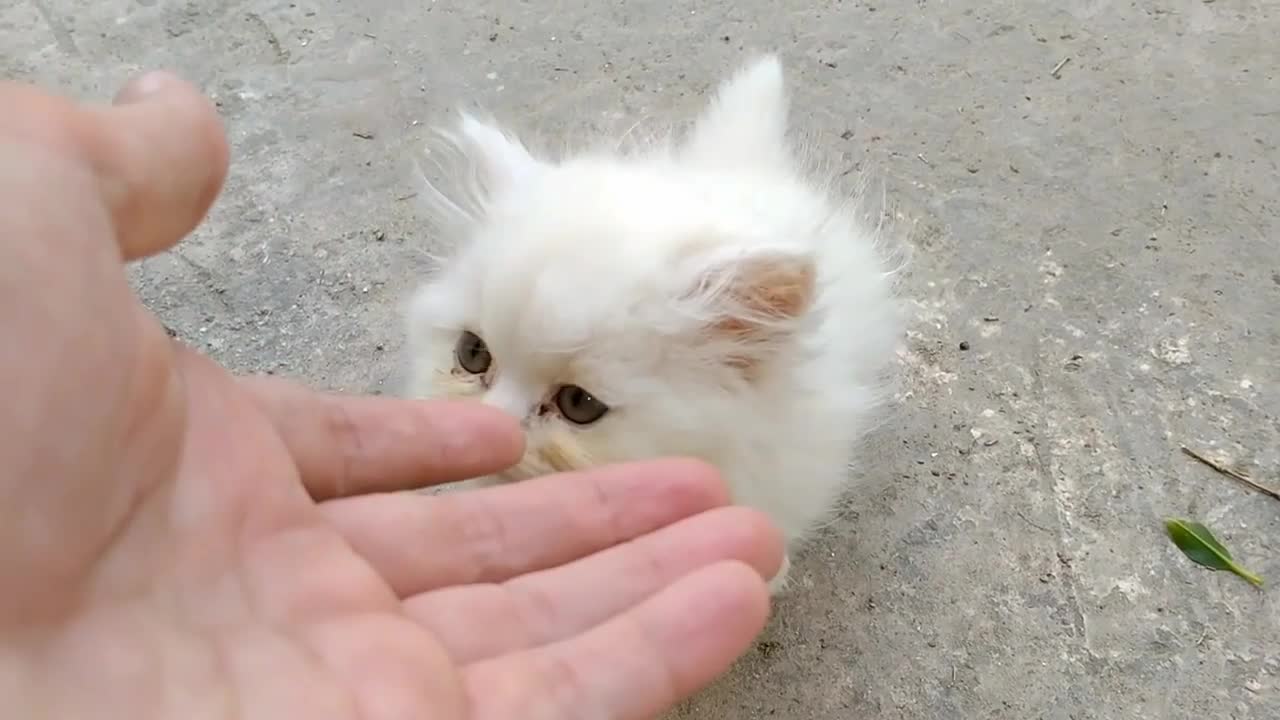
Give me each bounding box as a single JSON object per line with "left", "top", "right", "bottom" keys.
{"left": 113, "top": 70, "right": 179, "bottom": 105}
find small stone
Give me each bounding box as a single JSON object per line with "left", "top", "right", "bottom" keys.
{"left": 959, "top": 341, "right": 971, "bottom": 351}
{"left": 756, "top": 640, "right": 782, "bottom": 657}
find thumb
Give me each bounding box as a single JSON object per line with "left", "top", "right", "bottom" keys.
{"left": 91, "top": 70, "right": 231, "bottom": 259}
{"left": 0, "top": 70, "right": 230, "bottom": 260}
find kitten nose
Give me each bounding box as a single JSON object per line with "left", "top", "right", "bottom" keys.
{"left": 481, "top": 380, "right": 535, "bottom": 424}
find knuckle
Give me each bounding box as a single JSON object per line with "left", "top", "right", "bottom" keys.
{"left": 507, "top": 581, "right": 563, "bottom": 648}
{"left": 584, "top": 472, "right": 626, "bottom": 545}
{"left": 319, "top": 398, "right": 363, "bottom": 498}
{"left": 534, "top": 650, "right": 590, "bottom": 718}
{"left": 449, "top": 494, "right": 516, "bottom": 583}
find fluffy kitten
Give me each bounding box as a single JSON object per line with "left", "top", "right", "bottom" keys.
{"left": 404, "top": 55, "right": 903, "bottom": 592}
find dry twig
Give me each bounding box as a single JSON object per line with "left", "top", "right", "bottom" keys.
{"left": 1181, "top": 445, "right": 1280, "bottom": 503}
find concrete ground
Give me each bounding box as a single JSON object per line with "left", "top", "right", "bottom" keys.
{"left": 4, "top": 0, "right": 1278, "bottom": 717}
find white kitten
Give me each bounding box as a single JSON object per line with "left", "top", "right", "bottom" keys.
{"left": 403, "top": 56, "right": 903, "bottom": 593}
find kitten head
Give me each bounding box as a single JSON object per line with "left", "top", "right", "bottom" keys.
{"left": 406, "top": 56, "right": 825, "bottom": 481}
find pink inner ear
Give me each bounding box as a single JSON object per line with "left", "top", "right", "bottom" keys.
{"left": 715, "top": 254, "right": 816, "bottom": 337}
{"left": 741, "top": 255, "right": 815, "bottom": 318}
{"left": 706, "top": 254, "right": 815, "bottom": 374}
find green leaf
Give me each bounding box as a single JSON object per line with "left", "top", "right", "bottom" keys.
{"left": 1165, "top": 518, "right": 1264, "bottom": 588}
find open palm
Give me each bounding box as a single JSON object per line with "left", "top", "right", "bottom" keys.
{"left": 0, "top": 72, "right": 781, "bottom": 720}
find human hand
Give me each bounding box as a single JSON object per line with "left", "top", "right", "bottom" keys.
{"left": 0, "top": 72, "right": 783, "bottom": 719}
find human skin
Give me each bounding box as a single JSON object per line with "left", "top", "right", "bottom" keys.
{"left": 0, "top": 71, "right": 783, "bottom": 720}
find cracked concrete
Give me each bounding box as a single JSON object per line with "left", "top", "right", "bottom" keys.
{"left": 4, "top": 0, "right": 1278, "bottom": 718}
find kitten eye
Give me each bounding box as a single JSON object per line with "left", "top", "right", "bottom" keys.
{"left": 554, "top": 384, "right": 609, "bottom": 425}
{"left": 455, "top": 331, "right": 492, "bottom": 374}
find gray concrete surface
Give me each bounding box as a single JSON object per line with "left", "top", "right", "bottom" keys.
{"left": 4, "top": 0, "right": 1279, "bottom": 717}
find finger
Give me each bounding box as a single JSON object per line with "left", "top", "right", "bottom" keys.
{"left": 0, "top": 71, "right": 228, "bottom": 259}
{"left": 95, "top": 71, "right": 229, "bottom": 259}
{"left": 402, "top": 505, "right": 783, "bottom": 662}
{"left": 96, "top": 71, "right": 229, "bottom": 258}
{"left": 464, "top": 560, "right": 771, "bottom": 720}
{"left": 238, "top": 375, "right": 525, "bottom": 500}
{"left": 320, "top": 458, "right": 731, "bottom": 595}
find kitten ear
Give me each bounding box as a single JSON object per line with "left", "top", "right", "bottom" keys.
{"left": 685, "top": 247, "right": 816, "bottom": 371}
{"left": 680, "top": 55, "right": 791, "bottom": 172}
{"left": 455, "top": 112, "right": 543, "bottom": 196}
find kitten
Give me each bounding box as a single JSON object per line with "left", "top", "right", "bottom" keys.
{"left": 403, "top": 55, "right": 903, "bottom": 593}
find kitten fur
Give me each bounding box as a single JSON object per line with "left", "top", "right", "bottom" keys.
{"left": 404, "top": 55, "right": 904, "bottom": 592}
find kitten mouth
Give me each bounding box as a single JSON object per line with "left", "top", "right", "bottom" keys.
{"left": 495, "top": 454, "right": 583, "bottom": 482}
{"left": 494, "top": 467, "right": 536, "bottom": 483}
{"left": 491, "top": 436, "right": 595, "bottom": 481}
